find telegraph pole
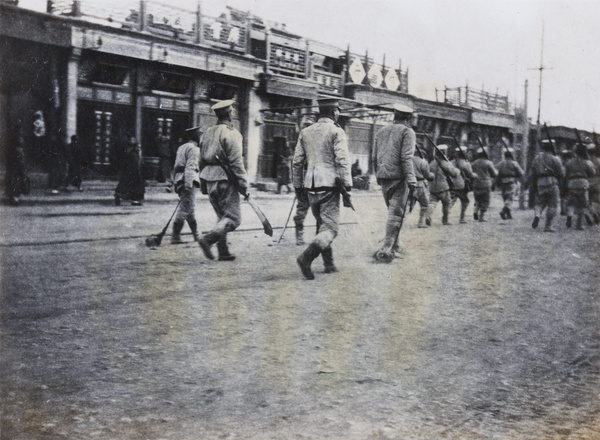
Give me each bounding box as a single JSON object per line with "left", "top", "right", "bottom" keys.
{"left": 529, "top": 23, "right": 553, "bottom": 147}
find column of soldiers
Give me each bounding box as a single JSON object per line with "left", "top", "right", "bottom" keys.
{"left": 165, "top": 97, "right": 600, "bottom": 280}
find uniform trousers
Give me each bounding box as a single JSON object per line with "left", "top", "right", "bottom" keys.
{"left": 207, "top": 180, "right": 242, "bottom": 235}
{"left": 174, "top": 186, "right": 198, "bottom": 226}
{"left": 307, "top": 189, "right": 340, "bottom": 250}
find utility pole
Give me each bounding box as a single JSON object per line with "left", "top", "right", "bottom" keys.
{"left": 529, "top": 23, "right": 553, "bottom": 147}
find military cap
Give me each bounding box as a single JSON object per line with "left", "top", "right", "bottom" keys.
{"left": 584, "top": 137, "right": 596, "bottom": 149}
{"left": 211, "top": 99, "right": 235, "bottom": 111}
{"left": 437, "top": 144, "right": 449, "bottom": 151}
{"left": 317, "top": 97, "right": 341, "bottom": 110}
{"left": 455, "top": 145, "right": 468, "bottom": 153}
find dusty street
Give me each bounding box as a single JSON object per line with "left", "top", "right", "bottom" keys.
{"left": 1, "top": 189, "right": 600, "bottom": 440}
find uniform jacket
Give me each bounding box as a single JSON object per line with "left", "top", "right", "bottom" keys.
{"left": 372, "top": 122, "right": 417, "bottom": 185}
{"left": 293, "top": 117, "right": 352, "bottom": 189}
{"left": 528, "top": 152, "right": 564, "bottom": 188}
{"left": 428, "top": 158, "right": 459, "bottom": 193}
{"left": 589, "top": 156, "right": 600, "bottom": 189}
{"left": 564, "top": 157, "right": 595, "bottom": 190}
{"left": 199, "top": 122, "right": 248, "bottom": 188}
{"left": 496, "top": 159, "right": 524, "bottom": 184}
{"left": 452, "top": 158, "right": 478, "bottom": 191}
{"left": 471, "top": 158, "right": 498, "bottom": 190}
{"left": 173, "top": 141, "right": 200, "bottom": 189}
{"left": 412, "top": 155, "right": 432, "bottom": 187}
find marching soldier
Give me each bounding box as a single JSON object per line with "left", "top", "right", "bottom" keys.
{"left": 527, "top": 139, "right": 564, "bottom": 232}
{"left": 371, "top": 103, "right": 417, "bottom": 262}
{"left": 412, "top": 144, "right": 433, "bottom": 228}
{"left": 197, "top": 99, "right": 248, "bottom": 261}
{"left": 450, "top": 145, "right": 478, "bottom": 224}
{"left": 170, "top": 127, "right": 201, "bottom": 244}
{"left": 564, "top": 143, "right": 596, "bottom": 230}
{"left": 495, "top": 148, "right": 524, "bottom": 220}
{"left": 427, "top": 144, "right": 459, "bottom": 226}
{"left": 471, "top": 147, "right": 497, "bottom": 222}
{"left": 293, "top": 98, "right": 352, "bottom": 279}
{"left": 585, "top": 137, "right": 600, "bottom": 224}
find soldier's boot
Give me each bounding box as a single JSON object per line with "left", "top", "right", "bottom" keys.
{"left": 500, "top": 206, "right": 507, "bottom": 220}
{"left": 473, "top": 210, "right": 479, "bottom": 221}
{"left": 188, "top": 219, "right": 200, "bottom": 242}
{"left": 217, "top": 236, "right": 236, "bottom": 261}
{"left": 460, "top": 205, "right": 468, "bottom": 224}
{"left": 506, "top": 207, "right": 513, "bottom": 220}
{"left": 576, "top": 215, "right": 584, "bottom": 231}
{"left": 297, "top": 243, "right": 322, "bottom": 280}
{"left": 418, "top": 208, "right": 429, "bottom": 228}
{"left": 442, "top": 212, "right": 452, "bottom": 225}
{"left": 171, "top": 220, "right": 185, "bottom": 244}
{"left": 532, "top": 216, "right": 540, "bottom": 229}
{"left": 373, "top": 236, "right": 395, "bottom": 264}
{"left": 544, "top": 217, "right": 556, "bottom": 232}
{"left": 479, "top": 210, "right": 487, "bottom": 222}
{"left": 295, "top": 224, "right": 305, "bottom": 246}
{"left": 321, "top": 246, "right": 336, "bottom": 273}
{"left": 197, "top": 231, "right": 220, "bottom": 260}
{"left": 566, "top": 216, "right": 572, "bottom": 228}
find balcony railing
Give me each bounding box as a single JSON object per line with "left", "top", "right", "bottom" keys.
{"left": 441, "top": 86, "right": 511, "bottom": 114}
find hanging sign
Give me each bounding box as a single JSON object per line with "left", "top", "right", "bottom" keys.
{"left": 348, "top": 57, "right": 366, "bottom": 84}
{"left": 367, "top": 64, "right": 383, "bottom": 88}
{"left": 384, "top": 69, "right": 400, "bottom": 91}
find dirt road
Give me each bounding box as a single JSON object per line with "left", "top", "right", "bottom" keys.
{"left": 1, "top": 193, "right": 599, "bottom": 439}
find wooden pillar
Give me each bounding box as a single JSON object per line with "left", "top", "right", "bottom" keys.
{"left": 65, "top": 48, "right": 81, "bottom": 140}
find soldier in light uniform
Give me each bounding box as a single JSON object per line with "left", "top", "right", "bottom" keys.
{"left": 495, "top": 148, "right": 524, "bottom": 220}
{"left": 371, "top": 103, "right": 417, "bottom": 262}
{"left": 170, "top": 127, "right": 201, "bottom": 244}
{"left": 564, "top": 143, "right": 596, "bottom": 230}
{"left": 450, "top": 145, "right": 478, "bottom": 224}
{"left": 471, "top": 147, "right": 497, "bottom": 222}
{"left": 197, "top": 99, "right": 248, "bottom": 261}
{"left": 293, "top": 98, "right": 352, "bottom": 279}
{"left": 527, "top": 139, "right": 564, "bottom": 232}
{"left": 412, "top": 144, "right": 433, "bottom": 228}
{"left": 427, "top": 144, "right": 459, "bottom": 226}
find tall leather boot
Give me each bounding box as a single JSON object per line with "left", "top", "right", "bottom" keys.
{"left": 544, "top": 216, "right": 556, "bottom": 232}
{"left": 576, "top": 215, "right": 584, "bottom": 230}
{"left": 198, "top": 231, "right": 221, "bottom": 259}
{"left": 171, "top": 220, "right": 184, "bottom": 244}
{"left": 478, "top": 210, "right": 487, "bottom": 222}
{"left": 418, "top": 208, "right": 429, "bottom": 228}
{"left": 297, "top": 243, "right": 322, "bottom": 280}
{"left": 321, "top": 246, "right": 336, "bottom": 273}
{"left": 217, "top": 236, "right": 235, "bottom": 261}
{"left": 460, "top": 205, "right": 468, "bottom": 224}
{"left": 188, "top": 219, "right": 199, "bottom": 242}
{"left": 506, "top": 207, "right": 513, "bottom": 219}
{"left": 295, "top": 224, "right": 305, "bottom": 246}
{"left": 442, "top": 212, "right": 452, "bottom": 225}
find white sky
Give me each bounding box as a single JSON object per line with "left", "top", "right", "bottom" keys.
{"left": 19, "top": 0, "right": 600, "bottom": 131}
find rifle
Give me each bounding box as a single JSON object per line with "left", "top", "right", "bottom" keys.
{"left": 214, "top": 154, "right": 273, "bottom": 236}
{"left": 335, "top": 178, "right": 355, "bottom": 211}
{"left": 451, "top": 134, "right": 473, "bottom": 192}
{"left": 474, "top": 134, "right": 490, "bottom": 159}
{"left": 543, "top": 123, "right": 557, "bottom": 155}
{"left": 421, "top": 132, "right": 455, "bottom": 190}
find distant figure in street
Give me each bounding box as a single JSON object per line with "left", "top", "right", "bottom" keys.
{"left": 4, "top": 120, "right": 29, "bottom": 206}
{"left": 171, "top": 128, "right": 201, "bottom": 244}
{"left": 427, "top": 144, "right": 459, "bottom": 226}
{"left": 371, "top": 103, "right": 417, "bottom": 262}
{"left": 495, "top": 148, "right": 524, "bottom": 220}
{"left": 471, "top": 147, "right": 498, "bottom": 222}
{"left": 158, "top": 134, "right": 175, "bottom": 193}
{"left": 66, "top": 135, "right": 85, "bottom": 191}
{"left": 293, "top": 97, "right": 352, "bottom": 279}
{"left": 197, "top": 99, "right": 247, "bottom": 262}
{"left": 564, "top": 143, "right": 595, "bottom": 230}
{"left": 46, "top": 132, "right": 66, "bottom": 195}
{"left": 276, "top": 148, "right": 292, "bottom": 194}
{"left": 450, "top": 145, "right": 478, "bottom": 224}
{"left": 114, "top": 136, "right": 145, "bottom": 206}
{"left": 412, "top": 145, "right": 433, "bottom": 228}
{"left": 32, "top": 110, "right": 46, "bottom": 156}
{"left": 527, "top": 139, "right": 564, "bottom": 231}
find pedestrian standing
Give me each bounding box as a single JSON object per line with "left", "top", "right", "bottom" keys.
{"left": 46, "top": 132, "right": 66, "bottom": 194}
{"left": 471, "top": 147, "right": 498, "bottom": 222}
{"left": 450, "top": 145, "right": 478, "bottom": 224}
{"left": 66, "top": 134, "right": 85, "bottom": 191}
{"left": 371, "top": 103, "right": 417, "bottom": 262}
{"left": 427, "top": 144, "right": 459, "bottom": 226}
{"left": 495, "top": 148, "right": 524, "bottom": 220}
{"left": 4, "top": 120, "right": 29, "bottom": 206}
{"left": 158, "top": 134, "right": 175, "bottom": 192}
{"left": 527, "top": 139, "right": 564, "bottom": 231}
{"left": 197, "top": 99, "right": 248, "bottom": 262}
{"left": 171, "top": 128, "right": 201, "bottom": 244}
{"left": 412, "top": 145, "right": 433, "bottom": 228}
{"left": 293, "top": 98, "right": 352, "bottom": 279}
{"left": 114, "top": 136, "right": 145, "bottom": 206}
{"left": 564, "top": 143, "right": 596, "bottom": 230}
{"left": 276, "top": 148, "right": 292, "bottom": 194}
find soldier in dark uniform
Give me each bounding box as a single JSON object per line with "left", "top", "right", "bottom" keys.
{"left": 371, "top": 103, "right": 417, "bottom": 261}
{"left": 564, "top": 143, "right": 595, "bottom": 230}
{"left": 527, "top": 139, "right": 564, "bottom": 232}
{"left": 450, "top": 145, "right": 478, "bottom": 224}
{"left": 197, "top": 99, "right": 248, "bottom": 261}
{"left": 427, "top": 144, "right": 459, "bottom": 226}
{"left": 471, "top": 147, "right": 497, "bottom": 222}
{"left": 495, "top": 148, "right": 524, "bottom": 220}
{"left": 293, "top": 98, "right": 352, "bottom": 279}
